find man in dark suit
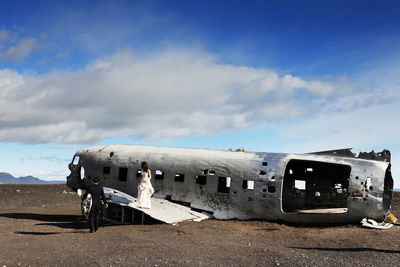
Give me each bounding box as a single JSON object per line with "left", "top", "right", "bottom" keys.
{"left": 83, "top": 177, "right": 108, "bottom": 233}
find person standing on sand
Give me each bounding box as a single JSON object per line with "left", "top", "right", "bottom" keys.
{"left": 83, "top": 177, "right": 108, "bottom": 233}
{"left": 136, "top": 161, "right": 154, "bottom": 209}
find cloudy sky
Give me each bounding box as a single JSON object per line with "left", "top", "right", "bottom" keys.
{"left": 0, "top": 0, "right": 399, "bottom": 186}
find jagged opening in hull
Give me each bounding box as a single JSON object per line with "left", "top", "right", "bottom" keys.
{"left": 383, "top": 164, "right": 393, "bottom": 213}
{"left": 66, "top": 155, "right": 84, "bottom": 191}
{"left": 282, "top": 160, "right": 351, "bottom": 213}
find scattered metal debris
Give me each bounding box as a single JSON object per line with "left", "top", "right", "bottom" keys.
{"left": 361, "top": 218, "right": 393, "bottom": 229}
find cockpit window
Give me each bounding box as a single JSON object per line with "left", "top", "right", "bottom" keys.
{"left": 80, "top": 166, "right": 85, "bottom": 180}
{"left": 72, "top": 155, "right": 80, "bottom": 165}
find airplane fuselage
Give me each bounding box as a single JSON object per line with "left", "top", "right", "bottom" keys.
{"left": 66, "top": 145, "right": 393, "bottom": 224}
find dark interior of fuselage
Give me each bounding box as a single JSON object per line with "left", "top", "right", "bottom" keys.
{"left": 282, "top": 159, "right": 351, "bottom": 213}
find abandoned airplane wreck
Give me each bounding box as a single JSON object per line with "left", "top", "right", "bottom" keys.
{"left": 66, "top": 145, "right": 393, "bottom": 224}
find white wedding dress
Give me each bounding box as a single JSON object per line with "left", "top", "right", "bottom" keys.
{"left": 137, "top": 170, "right": 154, "bottom": 209}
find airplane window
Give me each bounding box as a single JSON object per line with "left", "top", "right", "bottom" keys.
{"left": 247, "top": 180, "right": 254, "bottom": 190}
{"left": 196, "top": 175, "right": 206, "bottom": 185}
{"left": 268, "top": 183, "right": 276, "bottom": 193}
{"left": 218, "top": 177, "right": 230, "bottom": 193}
{"left": 72, "top": 156, "right": 80, "bottom": 165}
{"left": 175, "top": 173, "right": 185, "bottom": 182}
{"left": 366, "top": 177, "right": 372, "bottom": 189}
{"left": 226, "top": 177, "right": 231, "bottom": 187}
{"left": 242, "top": 180, "right": 254, "bottom": 190}
{"left": 119, "top": 167, "right": 128, "bottom": 182}
{"left": 335, "top": 183, "right": 344, "bottom": 193}
{"left": 103, "top": 167, "right": 111, "bottom": 174}
{"left": 295, "top": 180, "right": 306, "bottom": 190}
{"left": 155, "top": 170, "right": 164, "bottom": 180}
{"left": 80, "top": 166, "right": 85, "bottom": 180}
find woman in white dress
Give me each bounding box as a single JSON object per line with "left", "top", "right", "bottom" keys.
{"left": 136, "top": 161, "right": 154, "bottom": 209}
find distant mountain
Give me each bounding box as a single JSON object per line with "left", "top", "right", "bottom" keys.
{"left": 0, "top": 172, "right": 64, "bottom": 184}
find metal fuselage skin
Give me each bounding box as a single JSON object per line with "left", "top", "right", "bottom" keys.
{"left": 66, "top": 145, "right": 393, "bottom": 224}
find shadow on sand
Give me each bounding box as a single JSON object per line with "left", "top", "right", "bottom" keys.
{"left": 0, "top": 213, "right": 113, "bottom": 234}
{"left": 15, "top": 231, "right": 62, "bottom": 235}
{"left": 0, "top": 213, "right": 81, "bottom": 222}
{"left": 290, "top": 246, "right": 400, "bottom": 254}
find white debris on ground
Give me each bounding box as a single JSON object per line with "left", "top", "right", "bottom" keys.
{"left": 360, "top": 218, "right": 393, "bottom": 229}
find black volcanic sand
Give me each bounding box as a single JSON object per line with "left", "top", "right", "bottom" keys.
{"left": 0, "top": 184, "right": 399, "bottom": 266}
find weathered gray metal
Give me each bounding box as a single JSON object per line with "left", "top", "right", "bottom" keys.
{"left": 66, "top": 145, "right": 393, "bottom": 224}
{"left": 101, "top": 187, "right": 210, "bottom": 224}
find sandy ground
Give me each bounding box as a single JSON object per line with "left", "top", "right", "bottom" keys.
{"left": 0, "top": 184, "right": 399, "bottom": 266}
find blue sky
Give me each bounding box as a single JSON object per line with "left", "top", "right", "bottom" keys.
{"left": 0, "top": 0, "right": 399, "bottom": 186}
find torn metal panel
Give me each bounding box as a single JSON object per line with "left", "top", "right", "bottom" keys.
{"left": 66, "top": 145, "right": 394, "bottom": 224}
{"left": 102, "top": 187, "right": 210, "bottom": 224}
{"left": 310, "top": 148, "right": 391, "bottom": 162}
{"left": 361, "top": 218, "right": 393, "bottom": 229}
{"left": 358, "top": 150, "right": 391, "bottom": 162}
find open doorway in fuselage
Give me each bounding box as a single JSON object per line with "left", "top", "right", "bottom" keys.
{"left": 282, "top": 159, "right": 351, "bottom": 214}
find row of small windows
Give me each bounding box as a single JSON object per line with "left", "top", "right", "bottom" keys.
{"left": 105, "top": 167, "right": 268, "bottom": 180}
{"left": 104, "top": 166, "right": 232, "bottom": 193}
{"left": 104, "top": 167, "right": 223, "bottom": 182}
{"left": 103, "top": 162, "right": 267, "bottom": 179}
{"left": 103, "top": 166, "right": 273, "bottom": 193}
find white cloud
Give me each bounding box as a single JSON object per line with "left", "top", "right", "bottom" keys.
{"left": 279, "top": 102, "right": 399, "bottom": 152}
{"left": 276, "top": 101, "right": 400, "bottom": 187}
{"left": 0, "top": 38, "right": 36, "bottom": 62}
{"left": 0, "top": 50, "right": 376, "bottom": 144}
